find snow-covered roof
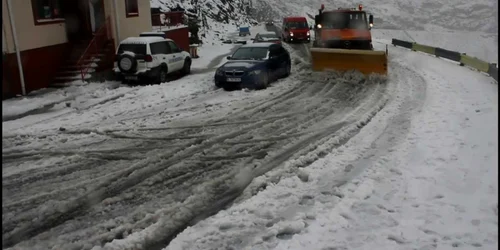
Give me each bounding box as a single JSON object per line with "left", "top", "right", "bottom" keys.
{"left": 242, "top": 42, "right": 275, "bottom": 48}
{"left": 120, "top": 36, "right": 171, "bottom": 44}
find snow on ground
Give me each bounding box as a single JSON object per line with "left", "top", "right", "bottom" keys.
{"left": 191, "top": 44, "right": 235, "bottom": 69}
{"left": 2, "top": 24, "right": 266, "bottom": 133}
{"left": 373, "top": 29, "right": 498, "bottom": 64}
{"left": 2, "top": 25, "right": 497, "bottom": 250}
{"left": 163, "top": 35, "right": 498, "bottom": 249}
{"left": 2, "top": 80, "right": 118, "bottom": 121}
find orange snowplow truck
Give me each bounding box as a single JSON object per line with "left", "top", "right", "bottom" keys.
{"left": 310, "top": 4, "right": 388, "bottom": 75}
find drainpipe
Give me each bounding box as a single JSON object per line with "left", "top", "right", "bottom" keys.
{"left": 112, "top": 0, "right": 121, "bottom": 47}
{"left": 6, "top": 0, "right": 26, "bottom": 96}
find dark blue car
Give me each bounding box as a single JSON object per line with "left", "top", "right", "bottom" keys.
{"left": 214, "top": 43, "right": 292, "bottom": 90}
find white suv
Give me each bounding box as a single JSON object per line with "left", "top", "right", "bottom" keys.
{"left": 113, "top": 36, "right": 192, "bottom": 84}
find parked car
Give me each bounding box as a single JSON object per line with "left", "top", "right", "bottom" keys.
{"left": 281, "top": 16, "right": 311, "bottom": 43}
{"left": 253, "top": 32, "right": 281, "bottom": 44}
{"left": 214, "top": 43, "right": 291, "bottom": 90}
{"left": 239, "top": 26, "right": 251, "bottom": 36}
{"left": 113, "top": 36, "right": 192, "bottom": 84}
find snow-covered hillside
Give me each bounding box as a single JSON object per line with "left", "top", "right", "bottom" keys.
{"left": 151, "top": 0, "right": 497, "bottom": 37}
{"left": 151, "top": 0, "right": 256, "bottom": 45}
{"left": 254, "top": 0, "right": 498, "bottom": 33}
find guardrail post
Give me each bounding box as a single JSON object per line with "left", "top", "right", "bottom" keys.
{"left": 488, "top": 63, "right": 498, "bottom": 82}
{"left": 460, "top": 53, "right": 466, "bottom": 66}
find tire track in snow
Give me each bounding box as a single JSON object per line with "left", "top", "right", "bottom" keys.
{"left": 155, "top": 60, "right": 425, "bottom": 250}
{"left": 3, "top": 47, "right": 389, "bottom": 249}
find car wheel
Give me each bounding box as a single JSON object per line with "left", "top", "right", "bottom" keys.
{"left": 182, "top": 58, "right": 191, "bottom": 75}
{"left": 158, "top": 67, "right": 167, "bottom": 84}
{"left": 257, "top": 71, "right": 269, "bottom": 90}
{"left": 283, "top": 62, "right": 291, "bottom": 77}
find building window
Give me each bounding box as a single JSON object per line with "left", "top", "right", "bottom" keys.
{"left": 125, "top": 0, "right": 139, "bottom": 18}
{"left": 31, "top": 0, "right": 64, "bottom": 25}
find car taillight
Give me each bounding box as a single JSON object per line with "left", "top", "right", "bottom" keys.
{"left": 145, "top": 55, "right": 153, "bottom": 62}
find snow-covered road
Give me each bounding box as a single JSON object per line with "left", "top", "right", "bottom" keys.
{"left": 2, "top": 25, "right": 497, "bottom": 250}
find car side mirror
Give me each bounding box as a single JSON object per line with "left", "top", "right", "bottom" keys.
{"left": 315, "top": 14, "right": 322, "bottom": 26}
{"left": 368, "top": 15, "right": 374, "bottom": 30}
{"left": 284, "top": 28, "right": 288, "bottom": 32}
{"left": 226, "top": 56, "right": 231, "bottom": 60}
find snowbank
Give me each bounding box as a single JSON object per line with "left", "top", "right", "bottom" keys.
{"left": 373, "top": 29, "right": 498, "bottom": 64}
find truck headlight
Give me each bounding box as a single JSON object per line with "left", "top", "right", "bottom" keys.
{"left": 290, "top": 32, "right": 294, "bottom": 36}
{"left": 307, "top": 31, "right": 310, "bottom": 36}
{"left": 216, "top": 69, "right": 224, "bottom": 76}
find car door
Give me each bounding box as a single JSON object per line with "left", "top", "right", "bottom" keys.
{"left": 149, "top": 41, "right": 165, "bottom": 71}
{"left": 277, "top": 45, "right": 289, "bottom": 74}
{"left": 268, "top": 45, "right": 281, "bottom": 75}
{"left": 166, "top": 41, "right": 184, "bottom": 71}
{"left": 155, "top": 41, "right": 176, "bottom": 73}
{"left": 282, "top": 21, "right": 288, "bottom": 38}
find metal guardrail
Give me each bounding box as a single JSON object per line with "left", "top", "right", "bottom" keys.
{"left": 392, "top": 38, "right": 498, "bottom": 82}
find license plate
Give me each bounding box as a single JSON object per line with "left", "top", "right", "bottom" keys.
{"left": 227, "top": 78, "right": 241, "bottom": 82}
{"left": 125, "top": 76, "right": 138, "bottom": 80}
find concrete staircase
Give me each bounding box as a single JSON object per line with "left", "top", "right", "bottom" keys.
{"left": 51, "top": 40, "right": 115, "bottom": 88}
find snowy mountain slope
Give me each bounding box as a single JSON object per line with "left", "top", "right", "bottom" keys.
{"left": 151, "top": 0, "right": 497, "bottom": 36}
{"left": 249, "top": 0, "right": 497, "bottom": 33}
{"left": 151, "top": 0, "right": 256, "bottom": 44}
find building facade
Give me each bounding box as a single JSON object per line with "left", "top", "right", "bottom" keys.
{"left": 2, "top": 0, "right": 153, "bottom": 99}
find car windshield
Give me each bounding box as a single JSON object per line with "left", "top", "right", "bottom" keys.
{"left": 118, "top": 44, "right": 147, "bottom": 55}
{"left": 231, "top": 47, "right": 269, "bottom": 60}
{"left": 322, "top": 12, "right": 368, "bottom": 30}
{"left": 287, "top": 21, "right": 308, "bottom": 29}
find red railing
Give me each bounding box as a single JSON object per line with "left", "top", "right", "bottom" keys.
{"left": 77, "top": 16, "right": 112, "bottom": 81}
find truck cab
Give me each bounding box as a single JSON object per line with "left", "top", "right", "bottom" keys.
{"left": 313, "top": 5, "right": 375, "bottom": 50}
{"left": 281, "top": 16, "right": 310, "bottom": 43}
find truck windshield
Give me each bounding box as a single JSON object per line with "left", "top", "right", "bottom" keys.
{"left": 287, "top": 21, "right": 308, "bottom": 29}
{"left": 322, "top": 12, "right": 368, "bottom": 30}
{"left": 231, "top": 47, "right": 269, "bottom": 60}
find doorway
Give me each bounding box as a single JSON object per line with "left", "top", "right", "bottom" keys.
{"left": 89, "top": 0, "right": 106, "bottom": 34}
{"left": 61, "top": 0, "right": 92, "bottom": 43}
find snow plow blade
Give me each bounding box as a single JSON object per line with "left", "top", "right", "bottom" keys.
{"left": 310, "top": 48, "right": 388, "bottom": 75}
